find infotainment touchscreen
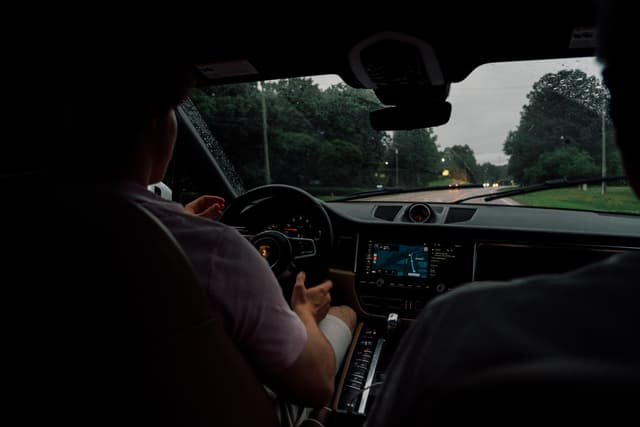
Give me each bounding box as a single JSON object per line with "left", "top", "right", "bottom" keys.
{"left": 361, "top": 240, "right": 471, "bottom": 286}
{"left": 366, "top": 243, "right": 429, "bottom": 278}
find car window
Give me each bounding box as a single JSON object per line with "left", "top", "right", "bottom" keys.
{"left": 185, "top": 57, "right": 640, "bottom": 215}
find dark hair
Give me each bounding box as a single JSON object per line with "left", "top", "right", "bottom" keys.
{"left": 57, "top": 12, "right": 195, "bottom": 175}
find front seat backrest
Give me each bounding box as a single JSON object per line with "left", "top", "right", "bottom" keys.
{"left": 2, "top": 173, "right": 278, "bottom": 426}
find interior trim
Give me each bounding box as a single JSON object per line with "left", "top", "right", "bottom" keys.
{"left": 332, "top": 322, "right": 363, "bottom": 409}
{"left": 358, "top": 337, "right": 386, "bottom": 413}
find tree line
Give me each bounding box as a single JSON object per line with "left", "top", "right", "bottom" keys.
{"left": 190, "top": 70, "right": 623, "bottom": 194}
{"left": 190, "top": 78, "right": 507, "bottom": 194}
{"left": 504, "top": 69, "right": 623, "bottom": 185}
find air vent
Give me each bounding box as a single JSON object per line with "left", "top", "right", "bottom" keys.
{"left": 445, "top": 207, "right": 477, "bottom": 223}
{"left": 373, "top": 205, "right": 402, "bottom": 221}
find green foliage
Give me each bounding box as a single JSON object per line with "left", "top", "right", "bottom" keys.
{"left": 191, "top": 78, "right": 509, "bottom": 192}
{"left": 513, "top": 185, "right": 640, "bottom": 215}
{"left": 191, "top": 84, "right": 265, "bottom": 187}
{"left": 504, "top": 69, "right": 621, "bottom": 185}
{"left": 387, "top": 129, "right": 440, "bottom": 187}
{"left": 442, "top": 145, "right": 479, "bottom": 183}
{"left": 192, "top": 78, "right": 387, "bottom": 190}
{"left": 270, "top": 132, "right": 322, "bottom": 185}
{"left": 318, "top": 139, "right": 363, "bottom": 186}
{"left": 477, "top": 163, "right": 509, "bottom": 184}
{"left": 522, "top": 145, "right": 598, "bottom": 183}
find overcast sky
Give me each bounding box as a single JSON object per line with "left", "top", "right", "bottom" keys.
{"left": 314, "top": 57, "right": 603, "bottom": 165}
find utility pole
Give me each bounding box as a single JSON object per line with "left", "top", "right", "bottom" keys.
{"left": 258, "top": 81, "right": 271, "bottom": 184}
{"left": 395, "top": 148, "right": 399, "bottom": 187}
{"left": 601, "top": 104, "right": 606, "bottom": 195}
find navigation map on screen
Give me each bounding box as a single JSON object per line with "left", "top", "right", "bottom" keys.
{"left": 371, "top": 243, "right": 429, "bottom": 278}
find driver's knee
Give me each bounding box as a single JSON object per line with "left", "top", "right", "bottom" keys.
{"left": 328, "top": 305, "right": 357, "bottom": 333}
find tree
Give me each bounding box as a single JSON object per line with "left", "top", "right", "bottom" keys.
{"left": 191, "top": 78, "right": 388, "bottom": 189}
{"left": 522, "top": 145, "right": 599, "bottom": 183}
{"left": 477, "top": 162, "right": 509, "bottom": 184}
{"left": 504, "top": 69, "right": 619, "bottom": 185}
{"left": 269, "top": 132, "right": 322, "bottom": 186}
{"left": 190, "top": 84, "right": 265, "bottom": 188}
{"left": 442, "top": 145, "right": 479, "bottom": 183}
{"left": 318, "top": 140, "right": 363, "bottom": 186}
{"left": 389, "top": 129, "right": 440, "bottom": 187}
{"left": 319, "top": 84, "right": 386, "bottom": 185}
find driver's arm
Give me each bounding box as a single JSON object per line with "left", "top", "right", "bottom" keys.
{"left": 267, "top": 273, "right": 337, "bottom": 407}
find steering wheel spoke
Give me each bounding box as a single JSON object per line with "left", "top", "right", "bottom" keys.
{"left": 289, "top": 237, "right": 317, "bottom": 260}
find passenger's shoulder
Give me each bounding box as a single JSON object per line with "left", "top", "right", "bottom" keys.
{"left": 429, "top": 252, "right": 640, "bottom": 314}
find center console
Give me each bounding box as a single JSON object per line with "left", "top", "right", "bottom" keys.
{"left": 356, "top": 237, "right": 474, "bottom": 318}
{"left": 336, "top": 314, "right": 404, "bottom": 416}
{"left": 331, "top": 235, "right": 475, "bottom": 419}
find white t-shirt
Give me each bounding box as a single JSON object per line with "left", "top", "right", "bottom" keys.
{"left": 119, "top": 182, "right": 308, "bottom": 376}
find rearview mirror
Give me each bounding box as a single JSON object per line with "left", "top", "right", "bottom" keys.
{"left": 370, "top": 102, "right": 452, "bottom": 131}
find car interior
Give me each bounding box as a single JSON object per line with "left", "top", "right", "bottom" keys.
{"left": 3, "top": 2, "right": 640, "bottom": 426}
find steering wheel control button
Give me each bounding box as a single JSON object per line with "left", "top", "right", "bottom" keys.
{"left": 436, "top": 283, "right": 447, "bottom": 293}
{"left": 291, "top": 238, "right": 316, "bottom": 259}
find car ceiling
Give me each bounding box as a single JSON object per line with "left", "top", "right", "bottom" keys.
{"left": 166, "top": 2, "right": 598, "bottom": 88}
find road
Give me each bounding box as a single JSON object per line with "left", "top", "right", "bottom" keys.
{"left": 357, "top": 186, "right": 520, "bottom": 205}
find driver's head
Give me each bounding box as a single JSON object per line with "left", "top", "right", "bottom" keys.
{"left": 58, "top": 11, "right": 195, "bottom": 182}
{"left": 597, "top": 1, "right": 640, "bottom": 197}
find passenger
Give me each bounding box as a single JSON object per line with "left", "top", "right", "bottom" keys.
{"left": 366, "top": 2, "right": 640, "bottom": 426}
{"left": 59, "top": 14, "right": 356, "bottom": 427}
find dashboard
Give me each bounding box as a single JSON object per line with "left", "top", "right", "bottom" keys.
{"left": 237, "top": 196, "right": 640, "bottom": 319}
{"left": 319, "top": 200, "right": 640, "bottom": 417}
{"left": 322, "top": 200, "right": 640, "bottom": 321}
{"left": 236, "top": 195, "right": 640, "bottom": 322}
{"left": 264, "top": 214, "right": 323, "bottom": 240}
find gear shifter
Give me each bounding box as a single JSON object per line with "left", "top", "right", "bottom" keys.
{"left": 338, "top": 313, "right": 402, "bottom": 415}
{"left": 386, "top": 312, "right": 399, "bottom": 337}
{"left": 386, "top": 312, "right": 399, "bottom": 349}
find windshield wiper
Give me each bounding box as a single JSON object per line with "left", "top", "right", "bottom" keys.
{"left": 331, "top": 183, "right": 484, "bottom": 202}
{"left": 453, "top": 175, "right": 628, "bottom": 204}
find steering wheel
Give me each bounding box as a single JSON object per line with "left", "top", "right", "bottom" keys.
{"left": 220, "top": 184, "right": 334, "bottom": 297}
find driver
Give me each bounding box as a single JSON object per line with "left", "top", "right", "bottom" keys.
{"left": 59, "top": 13, "right": 356, "bottom": 427}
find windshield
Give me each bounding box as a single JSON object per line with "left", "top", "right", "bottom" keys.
{"left": 185, "top": 57, "right": 640, "bottom": 215}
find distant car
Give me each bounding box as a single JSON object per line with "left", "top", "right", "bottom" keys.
{"left": 483, "top": 182, "right": 490, "bottom": 188}
{"left": 376, "top": 184, "right": 384, "bottom": 190}
{"left": 492, "top": 182, "right": 499, "bottom": 188}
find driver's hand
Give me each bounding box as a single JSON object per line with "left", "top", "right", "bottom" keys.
{"left": 184, "top": 195, "right": 225, "bottom": 220}
{"left": 291, "top": 271, "right": 332, "bottom": 324}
